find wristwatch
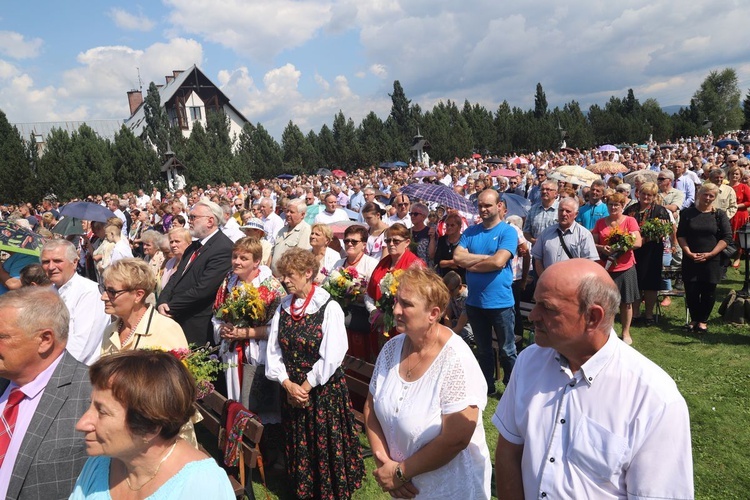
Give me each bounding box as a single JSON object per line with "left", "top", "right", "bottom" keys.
{"left": 395, "top": 463, "right": 408, "bottom": 483}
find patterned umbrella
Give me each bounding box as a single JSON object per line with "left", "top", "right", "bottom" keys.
{"left": 414, "top": 170, "right": 437, "bottom": 178}
{"left": 491, "top": 168, "right": 520, "bottom": 178}
{"left": 549, "top": 165, "right": 601, "bottom": 187}
{"left": 400, "top": 183, "right": 477, "bottom": 214}
{"left": 509, "top": 157, "right": 529, "bottom": 165}
{"left": 0, "top": 220, "right": 45, "bottom": 256}
{"left": 588, "top": 161, "right": 629, "bottom": 174}
{"left": 597, "top": 144, "right": 620, "bottom": 152}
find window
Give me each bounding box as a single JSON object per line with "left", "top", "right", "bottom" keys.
{"left": 190, "top": 106, "right": 202, "bottom": 121}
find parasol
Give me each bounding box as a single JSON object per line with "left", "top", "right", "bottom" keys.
{"left": 549, "top": 165, "right": 601, "bottom": 187}
{"left": 588, "top": 161, "right": 629, "bottom": 175}
{"left": 623, "top": 169, "right": 658, "bottom": 185}
{"left": 59, "top": 201, "right": 115, "bottom": 223}
{"left": 0, "top": 220, "right": 45, "bottom": 256}
{"left": 400, "top": 183, "right": 477, "bottom": 214}
{"left": 491, "top": 168, "right": 520, "bottom": 178}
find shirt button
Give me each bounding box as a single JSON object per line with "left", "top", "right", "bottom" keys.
{"left": 549, "top": 457, "right": 555, "bottom": 463}
{"left": 541, "top": 493, "right": 547, "bottom": 498}
{"left": 569, "top": 381, "right": 575, "bottom": 387}
{"left": 560, "top": 419, "right": 566, "bottom": 424}
{"left": 588, "top": 377, "right": 593, "bottom": 381}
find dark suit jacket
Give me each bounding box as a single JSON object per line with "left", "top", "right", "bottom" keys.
{"left": 158, "top": 230, "right": 233, "bottom": 345}
{"left": 1, "top": 351, "right": 91, "bottom": 500}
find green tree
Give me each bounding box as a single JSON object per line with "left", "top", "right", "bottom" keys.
{"left": 69, "top": 124, "right": 115, "bottom": 197}
{"left": 181, "top": 121, "right": 213, "bottom": 187}
{"left": 357, "top": 112, "right": 388, "bottom": 167}
{"left": 691, "top": 68, "right": 743, "bottom": 134}
{"left": 281, "top": 121, "right": 309, "bottom": 174}
{"left": 316, "top": 124, "right": 337, "bottom": 167}
{"left": 332, "top": 111, "right": 359, "bottom": 169}
{"left": 142, "top": 82, "right": 171, "bottom": 158}
{"left": 642, "top": 98, "right": 673, "bottom": 143}
{"left": 205, "top": 110, "right": 234, "bottom": 183}
{"left": 494, "top": 101, "right": 513, "bottom": 153}
{"left": 461, "top": 101, "right": 495, "bottom": 155}
{"left": 534, "top": 83, "right": 548, "bottom": 119}
{"left": 251, "top": 123, "right": 283, "bottom": 178}
{"left": 0, "top": 110, "right": 35, "bottom": 203}
{"left": 38, "top": 128, "right": 75, "bottom": 199}
{"left": 112, "top": 125, "right": 160, "bottom": 192}
{"left": 743, "top": 89, "right": 750, "bottom": 129}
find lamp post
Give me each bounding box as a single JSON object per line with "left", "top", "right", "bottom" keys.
{"left": 737, "top": 223, "right": 750, "bottom": 296}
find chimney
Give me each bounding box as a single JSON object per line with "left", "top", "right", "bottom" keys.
{"left": 173, "top": 70, "right": 183, "bottom": 78}
{"left": 127, "top": 90, "right": 143, "bottom": 116}
{"left": 165, "top": 75, "right": 174, "bottom": 84}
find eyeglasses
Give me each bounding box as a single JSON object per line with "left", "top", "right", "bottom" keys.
{"left": 102, "top": 287, "right": 131, "bottom": 300}
{"left": 188, "top": 214, "right": 211, "bottom": 221}
{"left": 397, "top": 202, "right": 410, "bottom": 207}
{"left": 728, "top": 160, "right": 738, "bottom": 163}
{"left": 409, "top": 212, "right": 425, "bottom": 217}
{"left": 656, "top": 177, "right": 668, "bottom": 181}
{"left": 343, "top": 238, "right": 363, "bottom": 245}
{"left": 384, "top": 238, "right": 406, "bottom": 245}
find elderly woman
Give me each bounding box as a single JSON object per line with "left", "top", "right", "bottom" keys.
{"left": 141, "top": 230, "right": 165, "bottom": 283}
{"left": 592, "top": 192, "right": 642, "bottom": 344}
{"left": 100, "top": 258, "right": 187, "bottom": 355}
{"left": 678, "top": 183, "right": 732, "bottom": 333}
{"left": 71, "top": 351, "right": 235, "bottom": 499}
{"left": 364, "top": 267, "right": 491, "bottom": 499}
{"left": 240, "top": 217, "right": 272, "bottom": 266}
{"left": 362, "top": 202, "right": 389, "bottom": 260}
{"left": 212, "top": 237, "right": 285, "bottom": 415}
{"left": 310, "top": 222, "right": 341, "bottom": 283}
{"left": 624, "top": 182, "right": 674, "bottom": 324}
{"left": 366, "top": 223, "right": 425, "bottom": 345}
{"left": 266, "top": 248, "right": 364, "bottom": 499}
{"left": 160, "top": 227, "right": 192, "bottom": 291}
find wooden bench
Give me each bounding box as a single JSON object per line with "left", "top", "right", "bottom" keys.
{"left": 195, "top": 391, "right": 264, "bottom": 500}
{"left": 342, "top": 354, "right": 374, "bottom": 457}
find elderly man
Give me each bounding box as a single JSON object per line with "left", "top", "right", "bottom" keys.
{"left": 348, "top": 180, "right": 365, "bottom": 212}
{"left": 259, "top": 197, "right": 284, "bottom": 245}
{"left": 219, "top": 202, "right": 245, "bottom": 242}
{"left": 657, "top": 169, "right": 686, "bottom": 222}
{"left": 41, "top": 240, "right": 109, "bottom": 365}
{"left": 454, "top": 189, "right": 518, "bottom": 394}
{"left": 158, "top": 200, "right": 233, "bottom": 345}
{"left": 493, "top": 259, "right": 693, "bottom": 500}
{"left": 388, "top": 194, "right": 412, "bottom": 227}
{"left": 531, "top": 197, "right": 598, "bottom": 276}
{"left": 315, "top": 193, "right": 349, "bottom": 224}
{"left": 272, "top": 198, "right": 312, "bottom": 272}
{"left": 576, "top": 179, "right": 608, "bottom": 230}
{"left": 523, "top": 180, "right": 559, "bottom": 246}
{"left": 0, "top": 287, "right": 92, "bottom": 499}
{"left": 672, "top": 160, "right": 695, "bottom": 209}
{"left": 709, "top": 168, "right": 738, "bottom": 219}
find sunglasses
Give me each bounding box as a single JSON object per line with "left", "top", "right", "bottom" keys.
{"left": 657, "top": 177, "right": 668, "bottom": 181}
{"left": 409, "top": 212, "right": 426, "bottom": 217}
{"left": 102, "top": 287, "right": 130, "bottom": 299}
{"left": 343, "top": 238, "right": 363, "bottom": 245}
{"left": 384, "top": 238, "right": 406, "bottom": 245}
{"left": 397, "top": 202, "right": 410, "bottom": 207}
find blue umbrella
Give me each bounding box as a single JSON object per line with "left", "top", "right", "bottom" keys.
{"left": 393, "top": 161, "right": 408, "bottom": 167}
{"left": 59, "top": 201, "right": 115, "bottom": 223}
{"left": 276, "top": 174, "right": 295, "bottom": 180}
{"left": 499, "top": 193, "right": 531, "bottom": 218}
{"left": 716, "top": 139, "right": 740, "bottom": 149}
{"left": 400, "top": 183, "right": 477, "bottom": 214}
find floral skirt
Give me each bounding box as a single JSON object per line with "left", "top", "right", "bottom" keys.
{"left": 281, "top": 369, "right": 363, "bottom": 499}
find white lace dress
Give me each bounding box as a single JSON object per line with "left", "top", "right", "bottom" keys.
{"left": 369, "top": 331, "right": 491, "bottom": 499}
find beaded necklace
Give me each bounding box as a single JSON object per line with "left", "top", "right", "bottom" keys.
{"left": 290, "top": 284, "right": 316, "bottom": 321}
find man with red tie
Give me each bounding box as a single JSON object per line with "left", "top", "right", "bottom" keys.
{"left": 0, "top": 287, "right": 91, "bottom": 499}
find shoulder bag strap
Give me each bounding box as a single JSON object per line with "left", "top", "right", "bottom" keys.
{"left": 557, "top": 229, "right": 574, "bottom": 259}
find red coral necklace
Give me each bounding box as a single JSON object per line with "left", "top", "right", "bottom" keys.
{"left": 290, "top": 284, "right": 315, "bottom": 321}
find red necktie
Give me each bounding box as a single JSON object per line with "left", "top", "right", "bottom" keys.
{"left": 0, "top": 388, "right": 25, "bottom": 467}
{"left": 182, "top": 242, "right": 202, "bottom": 274}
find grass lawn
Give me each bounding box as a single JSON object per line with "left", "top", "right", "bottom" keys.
{"left": 251, "top": 267, "right": 750, "bottom": 499}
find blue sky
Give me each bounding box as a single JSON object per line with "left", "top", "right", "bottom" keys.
{"left": 2, "top": 0, "right": 749, "bottom": 140}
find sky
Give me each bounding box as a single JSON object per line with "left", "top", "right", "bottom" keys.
{"left": 1, "top": 0, "right": 749, "bottom": 141}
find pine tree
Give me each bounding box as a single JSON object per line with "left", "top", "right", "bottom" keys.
{"left": 534, "top": 83, "right": 548, "bottom": 119}
{"left": 0, "top": 110, "right": 35, "bottom": 203}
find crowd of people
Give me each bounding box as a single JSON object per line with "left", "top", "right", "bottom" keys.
{"left": 3, "top": 132, "right": 745, "bottom": 497}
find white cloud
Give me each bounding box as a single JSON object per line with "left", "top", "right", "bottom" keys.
{"left": 164, "top": 0, "right": 332, "bottom": 61}
{"left": 369, "top": 64, "right": 387, "bottom": 79}
{"left": 314, "top": 73, "right": 330, "bottom": 91}
{"left": 108, "top": 8, "right": 156, "bottom": 32}
{"left": 0, "top": 31, "right": 43, "bottom": 59}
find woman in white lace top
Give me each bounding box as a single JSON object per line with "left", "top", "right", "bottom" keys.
{"left": 363, "top": 267, "right": 491, "bottom": 499}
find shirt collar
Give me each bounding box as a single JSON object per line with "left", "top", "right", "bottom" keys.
{"left": 199, "top": 229, "right": 219, "bottom": 246}
{"left": 578, "top": 329, "right": 619, "bottom": 386}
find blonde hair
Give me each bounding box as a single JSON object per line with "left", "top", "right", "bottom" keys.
{"left": 399, "top": 267, "right": 450, "bottom": 315}
{"left": 102, "top": 258, "right": 157, "bottom": 293}
{"left": 310, "top": 223, "right": 333, "bottom": 243}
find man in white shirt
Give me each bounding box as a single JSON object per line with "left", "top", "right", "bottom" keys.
{"left": 40, "top": 240, "right": 110, "bottom": 365}
{"left": 219, "top": 202, "right": 246, "bottom": 242}
{"left": 107, "top": 198, "right": 128, "bottom": 237}
{"left": 314, "top": 193, "right": 349, "bottom": 224}
{"left": 388, "top": 194, "right": 412, "bottom": 228}
{"left": 135, "top": 189, "right": 151, "bottom": 209}
{"left": 493, "top": 259, "right": 693, "bottom": 500}
{"left": 260, "top": 197, "right": 284, "bottom": 245}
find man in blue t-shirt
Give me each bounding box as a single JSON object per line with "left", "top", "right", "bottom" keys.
{"left": 455, "top": 189, "right": 518, "bottom": 393}
{"left": 576, "top": 179, "right": 608, "bottom": 230}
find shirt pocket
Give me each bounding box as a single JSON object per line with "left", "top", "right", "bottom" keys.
{"left": 568, "top": 415, "right": 629, "bottom": 482}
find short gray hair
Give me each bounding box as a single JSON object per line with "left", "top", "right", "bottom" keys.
{"left": 287, "top": 198, "right": 307, "bottom": 214}
{"left": 577, "top": 274, "right": 620, "bottom": 332}
{"left": 559, "top": 197, "right": 579, "bottom": 212}
{"left": 140, "top": 230, "right": 164, "bottom": 247}
{"left": 193, "top": 200, "right": 224, "bottom": 227}
{"left": 0, "top": 287, "right": 69, "bottom": 341}
{"left": 659, "top": 169, "right": 675, "bottom": 181}
{"left": 42, "top": 238, "right": 78, "bottom": 262}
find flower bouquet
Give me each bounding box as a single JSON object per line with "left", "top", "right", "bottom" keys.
{"left": 604, "top": 224, "right": 636, "bottom": 271}
{"left": 375, "top": 269, "right": 404, "bottom": 337}
{"left": 169, "top": 344, "right": 228, "bottom": 399}
{"left": 214, "top": 278, "right": 284, "bottom": 328}
{"left": 322, "top": 266, "right": 368, "bottom": 308}
{"left": 639, "top": 218, "right": 672, "bottom": 242}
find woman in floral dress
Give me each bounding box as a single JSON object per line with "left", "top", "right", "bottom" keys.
{"left": 266, "top": 248, "right": 364, "bottom": 499}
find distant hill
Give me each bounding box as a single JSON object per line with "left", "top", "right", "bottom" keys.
{"left": 661, "top": 105, "right": 687, "bottom": 115}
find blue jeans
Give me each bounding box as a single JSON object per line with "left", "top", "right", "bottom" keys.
{"left": 661, "top": 253, "right": 672, "bottom": 291}
{"left": 466, "top": 305, "right": 516, "bottom": 390}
